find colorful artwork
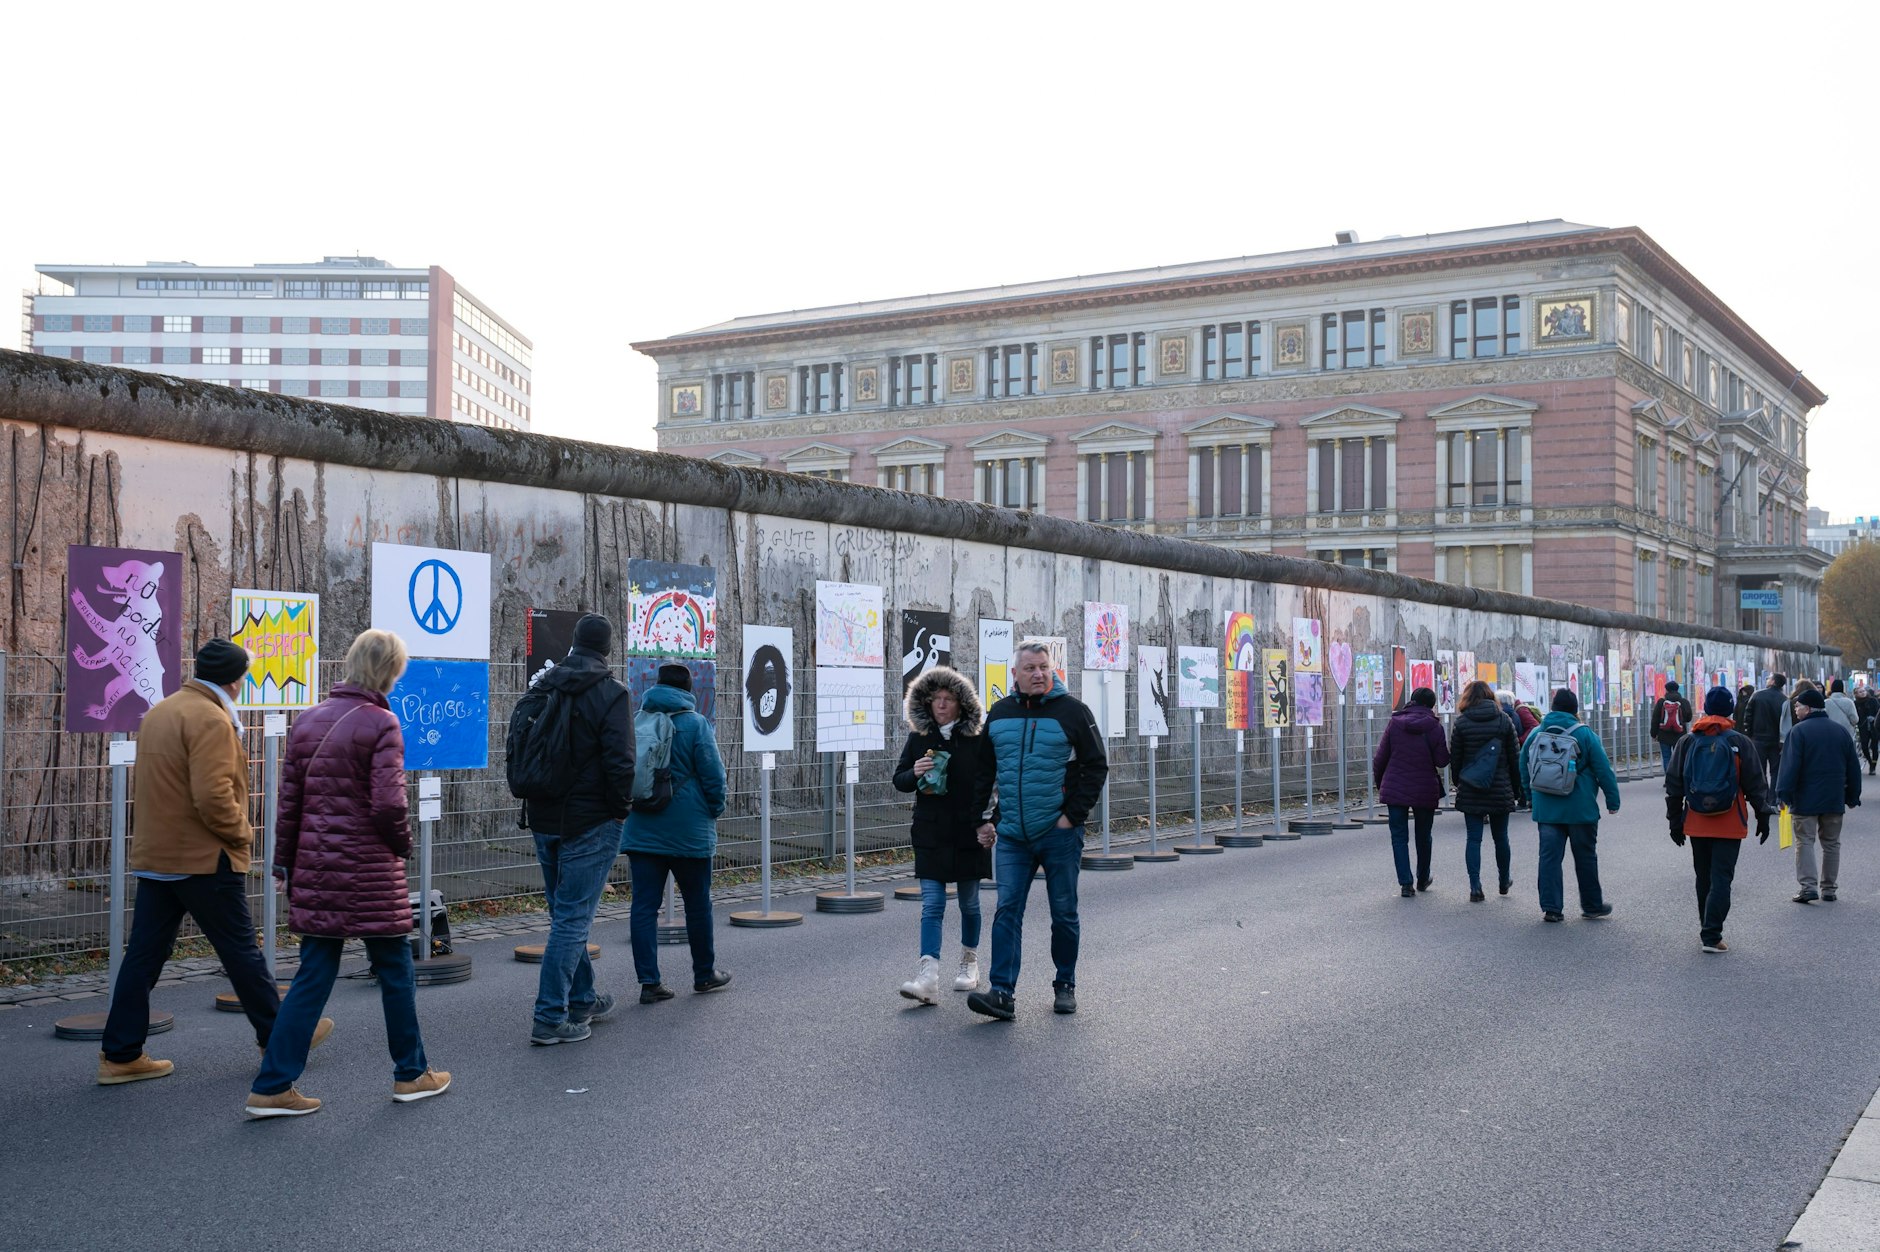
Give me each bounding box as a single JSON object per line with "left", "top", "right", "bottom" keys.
{"left": 947, "top": 357, "right": 974, "bottom": 394}
{"left": 1225, "top": 613, "right": 1259, "bottom": 673}
{"left": 389, "top": 659, "right": 490, "bottom": 771}
{"left": 1355, "top": 653, "right": 1386, "bottom": 706}
{"left": 814, "top": 665, "right": 884, "bottom": 753}
{"left": 853, "top": 366, "right": 880, "bottom": 404}
{"left": 1568, "top": 667, "right": 1581, "bottom": 699}
{"left": 231, "top": 590, "right": 319, "bottom": 710}
{"left": 1400, "top": 310, "right": 1435, "bottom": 356}
{"left": 1329, "top": 641, "right": 1353, "bottom": 691}
{"left": 1158, "top": 335, "right": 1187, "bottom": 376}
{"left": 525, "top": 607, "right": 584, "bottom": 691}
{"left": 814, "top": 580, "right": 884, "bottom": 668}
{"left": 1594, "top": 655, "right": 1608, "bottom": 707}
{"left": 979, "top": 618, "right": 1014, "bottom": 704}
{"left": 1478, "top": 662, "right": 1498, "bottom": 685}
{"left": 1137, "top": 645, "right": 1170, "bottom": 738}
{"left": 1515, "top": 662, "right": 1545, "bottom": 707}
{"left": 1295, "top": 672, "right": 1325, "bottom": 728}
{"left": 1263, "top": 648, "right": 1290, "bottom": 727}
{"left": 1409, "top": 658, "right": 1436, "bottom": 698}
{"left": 899, "top": 609, "right": 951, "bottom": 693}
{"left": 1084, "top": 602, "right": 1129, "bottom": 672}
{"left": 1436, "top": 650, "right": 1456, "bottom": 714}
{"left": 1536, "top": 294, "right": 1596, "bottom": 343}
{"left": 1650, "top": 666, "right": 1666, "bottom": 700}
{"left": 1275, "top": 323, "right": 1308, "bottom": 366}
{"left": 1456, "top": 650, "right": 1476, "bottom": 695}
{"left": 1050, "top": 346, "right": 1078, "bottom": 385}
{"left": 65, "top": 545, "right": 183, "bottom": 732}
{"left": 1392, "top": 647, "right": 1407, "bottom": 710}
{"left": 628, "top": 559, "right": 716, "bottom": 660}
{"left": 1581, "top": 661, "right": 1595, "bottom": 705}
{"left": 742, "top": 625, "right": 794, "bottom": 752}
{"left": 1177, "top": 646, "right": 1219, "bottom": 709}
{"left": 1620, "top": 670, "right": 1636, "bottom": 718}
{"left": 1224, "top": 611, "right": 1259, "bottom": 731}
{"left": 1022, "top": 636, "right": 1070, "bottom": 689}
{"left": 628, "top": 658, "right": 717, "bottom": 722}
{"left": 1693, "top": 656, "right": 1707, "bottom": 695}
{"left": 1081, "top": 670, "right": 1126, "bottom": 740}
{"left": 764, "top": 374, "right": 789, "bottom": 411}
{"left": 670, "top": 383, "right": 703, "bottom": 417}
{"left": 1606, "top": 650, "right": 1621, "bottom": 705}
{"left": 1292, "top": 617, "right": 1322, "bottom": 673}
{"left": 1549, "top": 644, "right": 1569, "bottom": 683}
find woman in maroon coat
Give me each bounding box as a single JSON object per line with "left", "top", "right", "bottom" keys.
{"left": 1373, "top": 687, "right": 1451, "bottom": 898}
{"left": 246, "top": 630, "right": 450, "bottom": 1118}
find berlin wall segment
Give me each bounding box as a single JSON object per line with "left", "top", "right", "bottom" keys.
{"left": 0, "top": 350, "right": 1834, "bottom": 895}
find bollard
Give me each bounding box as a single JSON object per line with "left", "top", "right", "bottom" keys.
{"left": 732, "top": 753, "right": 802, "bottom": 927}
{"left": 818, "top": 751, "right": 883, "bottom": 912}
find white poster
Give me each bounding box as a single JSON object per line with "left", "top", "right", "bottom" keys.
{"left": 741, "top": 625, "right": 795, "bottom": 753}
{"left": 1083, "top": 602, "right": 1129, "bottom": 672}
{"left": 978, "top": 618, "right": 1014, "bottom": 705}
{"left": 1081, "top": 670, "right": 1126, "bottom": 740}
{"left": 1177, "top": 645, "right": 1220, "bottom": 709}
{"left": 815, "top": 666, "right": 885, "bottom": 752}
{"left": 815, "top": 580, "right": 884, "bottom": 668}
{"left": 370, "top": 543, "right": 491, "bottom": 660}
{"left": 1137, "top": 645, "right": 1171, "bottom": 737}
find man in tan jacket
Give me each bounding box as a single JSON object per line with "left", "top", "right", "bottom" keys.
{"left": 98, "top": 639, "right": 330, "bottom": 1084}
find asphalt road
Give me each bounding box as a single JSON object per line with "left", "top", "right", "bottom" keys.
{"left": 5, "top": 775, "right": 1878, "bottom": 1252}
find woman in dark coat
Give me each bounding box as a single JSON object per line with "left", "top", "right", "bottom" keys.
{"left": 1373, "top": 687, "right": 1451, "bottom": 897}
{"left": 1450, "top": 680, "right": 1526, "bottom": 902}
{"left": 247, "top": 629, "right": 448, "bottom": 1118}
{"left": 892, "top": 666, "right": 996, "bottom": 1005}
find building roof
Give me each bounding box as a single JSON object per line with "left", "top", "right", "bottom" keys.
{"left": 36, "top": 258, "right": 431, "bottom": 283}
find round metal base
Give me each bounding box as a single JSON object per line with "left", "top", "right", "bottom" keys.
{"left": 54, "top": 1010, "right": 172, "bottom": 1042}
{"left": 1327, "top": 821, "right": 1364, "bottom": 831}
{"left": 815, "top": 890, "right": 886, "bottom": 914}
{"left": 411, "top": 952, "right": 474, "bottom": 986}
{"left": 1290, "top": 821, "right": 1334, "bottom": 835}
{"left": 1215, "top": 833, "right": 1264, "bottom": 848}
{"left": 215, "top": 983, "right": 290, "bottom": 1011}
{"left": 513, "top": 943, "right": 600, "bottom": 964}
{"left": 1080, "top": 853, "right": 1134, "bottom": 871}
{"left": 1133, "top": 850, "right": 1181, "bottom": 863}
{"left": 1172, "top": 844, "right": 1226, "bottom": 856}
{"left": 729, "top": 910, "right": 804, "bottom": 928}
{"left": 1264, "top": 829, "right": 1303, "bottom": 840}
{"left": 893, "top": 883, "right": 956, "bottom": 901}
{"left": 657, "top": 925, "right": 689, "bottom": 946}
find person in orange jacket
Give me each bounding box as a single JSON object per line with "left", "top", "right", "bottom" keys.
{"left": 1665, "top": 686, "right": 1773, "bottom": 953}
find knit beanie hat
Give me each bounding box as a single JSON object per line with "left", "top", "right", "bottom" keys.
{"left": 1664, "top": 680, "right": 1680, "bottom": 694}
{"left": 1704, "top": 686, "right": 1735, "bottom": 717}
{"left": 1551, "top": 687, "right": 1580, "bottom": 715}
{"left": 571, "top": 613, "right": 613, "bottom": 657}
{"left": 194, "top": 638, "right": 250, "bottom": 685}
{"left": 1796, "top": 688, "right": 1826, "bottom": 710}
{"left": 657, "top": 662, "right": 693, "bottom": 691}
{"left": 1409, "top": 687, "right": 1436, "bottom": 709}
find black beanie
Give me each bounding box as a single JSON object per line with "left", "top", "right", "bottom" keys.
{"left": 194, "top": 638, "right": 250, "bottom": 685}
{"left": 1704, "top": 686, "right": 1735, "bottom": 716}
{"left": 1551, "top": 687, "right": 1580, "bottom": 715}
{"left": 571, "top": 613, "right": 613, "bottom": 657}
{"left": 657, "top": 662, "right": 693, "bottom": 691}
{"left": 1664, "top": 680, "right": 1679, "bottom": 693}
{"left": 1796, "top": 687, "right": 1825, "bottom": 710}
{"left": 1409, "top": 686, "right": 1436, "bottom": 709}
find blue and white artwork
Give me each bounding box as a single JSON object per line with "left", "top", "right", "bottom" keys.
{"left": 389, "top": 658, "right": 490, "bottom": 771}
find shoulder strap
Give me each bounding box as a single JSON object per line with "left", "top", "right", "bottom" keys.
{"left": 306, "top": 704, "right": 367, "bottom": 765}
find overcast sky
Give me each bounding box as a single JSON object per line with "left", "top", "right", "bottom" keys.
{"left": 3, "top": 2, "right": 1872, "bottom": 518}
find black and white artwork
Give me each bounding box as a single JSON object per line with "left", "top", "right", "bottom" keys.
{"left": 1137, "top": 645, "right": 1170, "bottom": 737}
{"left": 526, "top": 608, "right": 584, "bottom": 690}
{"left": 899, "top": 609, "right": 952, "bottom": 692}
{"left": 742, "top": 624, "right": 794, "bottom": 753}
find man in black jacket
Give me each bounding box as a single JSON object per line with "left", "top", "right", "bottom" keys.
{"left": 513, "top": 613, "right": 636, "bottom": 1045}
{"left": 1649, "top": 679, "right": 1694, "bottom": 774}
{"left": 1855, "top": 684, "right": 1880, "bottom": 776}
{"left": 1743, "top": 673, "right": 1791, "bottom": 792}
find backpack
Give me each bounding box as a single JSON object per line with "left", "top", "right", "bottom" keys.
{"left": 1526, "top": 726, "right": 1583, "bottom": 797}
{"left": 506, "top": 685, "right": 579, "bottom": 805}
{"left": 1458, "top": 737, "right": 1501, "bottom": 791}
{"left": 631, "top": 709, "right": 676, "bottom": 814}
{"left": 1660, "top": 699, "right": 1684, "bottom": 735}
{"left": 1683, "top": 733, "right": 1740, "bottom": 816}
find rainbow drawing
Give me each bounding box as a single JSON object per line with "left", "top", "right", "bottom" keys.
{"left": 627, "top": 559, "right": 717, "bottom": 659}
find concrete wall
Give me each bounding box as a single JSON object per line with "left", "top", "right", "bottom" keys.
{"left": 0, "top": 351, "right": 1837, "bottom": 903}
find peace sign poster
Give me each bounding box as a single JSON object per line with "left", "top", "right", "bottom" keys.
{"left": 370, "top": 543, "right": 492, "bottom": 660}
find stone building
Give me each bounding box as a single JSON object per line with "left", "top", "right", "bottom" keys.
{"left": 635, "top": 221, "right": 1828, "bottom": 642}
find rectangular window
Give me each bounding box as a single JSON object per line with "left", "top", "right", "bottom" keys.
{"left": 281, "top": 348, "right": 310, "bottom": 366}
{"left": 1321, "top": 309, "right": 1384, "bottom": 370}
{"left": 242, "top": 347, "right": 270, "bottom": 366}
{"left": 162, "top": 346, "right": 189, "bottom": 364}
{"left": 163, "top": 315, "right": 192, "bottom": 334}
{"left": 320, "top": 347, "right": 348, "bottom": 366}
{"left": 361, "top": 318, "right": 391, "bottom": 335}
{"left": 985, "top": 343, "right": 1038, "bottom": 398}
{"left": 202, "top": 347, "right": 231, "bottom": 365}
{"left": 123, "top": 346, "right": 151, "bottom": 364}
{"left": 284, "top": 280, "right": 321, "bottom": 299}
{"left": 280, "top": 379, "right": 309, "bottom": 396}
{"left": 1090, "top": 333, "right": 1147, "bottom": 389}
{"left": 1450, "top": 296, "right": 1522, "bottom": 358}
{"left": 1195, "top": 444, "right": 1261, "bottom": 519}
{"left": 977, "top": 457, "right": 1038, "bottom": 510}
{"left": 890, "top": 353, "right": 937, "bottom": 406}
{"left": 797, "top": 363, "right": 846, "bottom": 414}
{"left": 1667, "top": 559, "right": 1688, "bottom": 621}
{"left": 320, "top": 379, "right": 349, "bottom": 398}
{"left": 879, "top": 462, "right": 942, "bottom": 495}
{"left": 240, "top": 378, "right": 269, "bottom": 391}
{"left": 201, "top": 315, "right": 231, "bottom": 334}
{"left": 1340, "top": 437, "right": 1366, "bottom": 510}
{"left": 82, "top": 314, "right": 112, "bottom": 333}
{"left": 1667, "top": 452, "right": 1686, "bottom": 524}
{"left": 363, "top": 281, "right": 400, "bottom": 300}
{"left": 82, "top": 346, "right": 111, "bottom": 363}
{"left": 123, "top": 315, "right": 152, "bottom": 333}
{"left": 400, "top": 380, "right": 427, "bottom": 398}
{"left": 360, "top": 348, "right": 389, "bottom": 367}
{"left": 320, "top": 318, "right": 350, "bottom": 335}
{"left": 240, "top": 316, "right": 269, "bottom": 334}
{"left": 1695, "top": 465, "right": 1714, "bottom": 534}
{"left": 1201, "top": 322, "right": 1260, "bottom": 380}
{"left": 41, "top": 314, "right": 71, "bottom": 333}
{"left": 399, "top": 319, "right": 428, "bottom": 335}
{"left": 1635, "top": 552, "right": 1659, "bottom": 615}
{"left": 1635, "top": 437, "right": 1659, "bottom": 510}
{"left": 359, "top": 379, "right": 389, "bottom": 398}
{"left": 711, "top": 371, "right": 753, "bottom": 421}
{"left": 1696, "top": 566, "right": 1714, "bottom": 625}
{"left": 320, "top": 280, "right": 360, "bottom": 300}
{"left": 282, "top": 317, "right": 311, "bottom": 335}
{"left": 203, "top": 378, "right": 230, "bottom": 388}
{"left": 241, "top": 279, "right": 272, "bottom": 293}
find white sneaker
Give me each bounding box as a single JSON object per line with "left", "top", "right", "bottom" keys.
{"left": 953, "top": 948, "right": 980, "bottom": 991}
{"left": 898, "top": 956, "right": 940, "bottom": 1006}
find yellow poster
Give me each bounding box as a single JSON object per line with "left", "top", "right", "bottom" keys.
{"left": 230, "top": 590, "right": 320, "bottom": 710}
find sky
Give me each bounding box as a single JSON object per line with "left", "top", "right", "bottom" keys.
{"left": 3, "top": 2, "right": 1873, "bottom": 518}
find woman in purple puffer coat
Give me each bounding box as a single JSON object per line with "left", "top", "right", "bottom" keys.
{"left": 247, "top": 629, "right": 449, "bottom": 1119}
{"left": 1373, "top": 687, "right": 1451, "bottom": 898}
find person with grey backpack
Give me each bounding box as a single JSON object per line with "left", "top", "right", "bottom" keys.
{"left": 1519, "top": 687, "right": 1621, "bottom": 924}
{"left": 620, "top": 663, "right": 730, "bottom": 1002}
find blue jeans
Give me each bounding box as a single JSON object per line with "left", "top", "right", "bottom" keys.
{"left": 627, "top": 852, "right": 716, "bottom": 986}
{"left": 532, "top": 819, "right": 623, "bottom": 1027}
{"left": 1658, "top": 740, "right": 1675, "bottom": 772}
{"left": 1690, "top": 837, "right": 1740, "bottom": 945}
{"left": 253, "top": 935, "right": 427, "bottom": 1094}
{"left": 988, "top": 826, "right": 1081, "bottom": 994}
{"left": 1463, "top": 812, "right": 1512, "bottom": 893}
{"left": 1387, "top": 806, "right": 1435, "bottom": 888}
{"left": 1536, "top": 822, "right": 1606, "bottom": 914}
{"left": 919, "top": 877, "right": 983, "bottom": 957}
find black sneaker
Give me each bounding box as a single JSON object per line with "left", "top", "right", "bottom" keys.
{"left": 1416, "top": 878, "right": 1435, "bottom": 893}
{"left": 569, "top": 991, "right": 616, "bottom": 1026}
{"left": 1400, "top": 885, "right": 1417, "bottom": 898}
{"left": 1543, "top": 911, "right": 1564, "bottom": 923}
{"left": 1792, "top": 889, "right": 1819, "bottom": 904}
{"left": 1469, "top": 890, "right": 1486, "bottom": 903}
{"left": 638, "top": 983, "right": 675, "bottom": 1004}
{"left": 529, "top": 1020, "right": 592, "bottom": 1046}
{"left": 967, "top": 989, "right": 1016, "bottom": 1021}
{"left": 1822, "top": 890, "right": 1838, "bottom": 902}
{"left": 1052, "top": 983, "right": 1077, "bottom": 1015}
{"left": 1498, "top": 879, "right": 1512, "bottom": 896}
{"left": 1581, "top": 905, "right": 1614, "bottom": 920}
{"left": 693, "top": 970, "right": 732, "bottom": 994}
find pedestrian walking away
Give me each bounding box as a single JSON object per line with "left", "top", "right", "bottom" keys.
{"left": 1743, "top": 674, "right": 1791, "bottom": 793}
{"left": 1824, "top": 679, "right": 1861, "bottom": 743}
{"left": 1494, "top": 690, "right": 1535, "bottom": 810}
{"left": 968, "top": 641, "right": 1109, "bottom": 1022}
{"left": 1776, "top": 686, "right": 1863, "bottom": 904}
{"left": 1733, "top": 685, "right": 1756, "bottom": 738}
{"left": 1855, "top": 683, "right": 1880, "bottom": 776}
{"left": 248, "top": 629, "right": 448, "bottom": 1118}
{"left": 1650, "top": 680, "right": 1693, "bottom": 774}
{"left": 892, "top": 667, "right": 997, "bottom": 1005}
{"left": 506, "top": 612, "right": 636, "bottom": 1045}
{"left": 1520, "top": 688, "right": 1621, "bottom": 923}
{"left": 1374, "top": 687, "right": 1451, "bottom": 897}
{"left": 97, "top": 640, "right": 313, "bottom": 1089}
{"left": 1450, "top": 681, "right": 1526, "bottom": 901}
{"left": 1664, "top": 686, "right": 1773, "bottom": 954}
{"left": 621, "top": 662, "right": 732, "bottom": 1004}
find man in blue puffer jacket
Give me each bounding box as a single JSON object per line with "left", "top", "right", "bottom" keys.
{"left": 968, "top": 641, "right": 1108, "bottom": 1021}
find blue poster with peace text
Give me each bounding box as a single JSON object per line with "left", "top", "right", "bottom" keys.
{"left": 389, "top": 659, "right": 490, "bottom": 771}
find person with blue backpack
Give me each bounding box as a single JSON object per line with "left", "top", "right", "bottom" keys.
{"left": 620, "top": 663, "right": 731, "bottom": 1002}
{"left": 1519, "top": 688, "right": 1621, "bottom": 923}
{"left": 1665, "top": 686, "right": 1772, "bottom": 953}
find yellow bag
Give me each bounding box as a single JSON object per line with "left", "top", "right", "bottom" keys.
{"left": 1779, "top": 806, "right": 1794, "bottom": 850}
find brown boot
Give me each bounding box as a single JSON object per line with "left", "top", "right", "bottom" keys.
{"left": 97, "top": 1052, "right": 174, "bottom": 1085}
{"left": 243, "top": 1087, "right": 322, "bottom": 1119}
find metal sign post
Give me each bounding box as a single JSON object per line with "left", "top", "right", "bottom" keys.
{"left": 1083, "top": 674, "right": 1132, "bottom": 869}
{"left": 411, "top": 775, "right": 470, "bottom": 985}
{"left": 1267, "top": 725, "right": 1297, "bottom": 840}
{"left": 1175, "top": 709, "right": 1221, "bottom": 855}
{"left": 1219, "top": 728, "right": 1261, "bottom": 847}
{"left": 817, "top": 751, "right": 883, "bottom": 911}
{"left": 1365, "top": 709, "right": 1377, "bottom": 816}
{"left": 1136, "top": 737, "right": 1177, "bottom": 862}
{"left": 1336, "top": 700, "right": 1349, "bottom": 820}
{"left": 732, "top": 753, "right": 802, "bottom": 927}
{"left": 1304, "top": 727, "right": 1316, "bottom": 819}
{"left": 261, "top": 714, "right": 285, "bottom": 979}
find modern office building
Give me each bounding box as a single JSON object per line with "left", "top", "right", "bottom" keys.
{"left": 26, "top": 257, "right": 532, "bottom": 431}
{"left": 635, "top": 220, "right": 1829, "bottom": 641}
{"left": 1807, "top": 508, "right": 1880, "bottom": 558}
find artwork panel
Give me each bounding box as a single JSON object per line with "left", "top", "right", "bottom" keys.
{"left": 1050, "top": 346, "right": 1078, "bottom": 385}
{"left": 627, "top": 657, "right": 717, "bottom": 722}
{"left": 1435, "top": 650, "right": 1456, "bottom": 715}
{"left": 669, "top": 384, "right": 703, "bottom": 418}
{"left": 1354, "top": 653, "right": 1386, "bottom": 705}
{"left": 1292, "top": 617, "right": 1323, "bottom": 673}
{"left": 978, "top": 618, "right": 1014, "bottom": 704}
{"left": 525, "top": 608, "right": 584, "bottom": 691}
{"left": 1409, "top": 659, "right": 1436, "bottom": 697}
{"left": 231, "top": 589, "right": 319, "bottom": 711}
{"left": 389, "top": 659, "right": 490, "bottom": 771}
{"left": 1295, "top": 672, "right": 1325, "bottom": 728}
{"left": 1224, "top": 612, "right": 1259, "bottom": 673}
{"left": 1549, "top": 644, "right": 1569, "bottom": 683}
{"left": 1137, "top": 645, "right": 1171, "bottom": 737}
{"left": 1329, "top": 641, "right": 1353, "bottom": 691}
{"left": 899, "top": 609, "right": 952, "bottom": 692}
{"left": 1176, "top": 646, "right": 1220, "bottom": 709}
{"left": 1083, "top": 602, "right": 1130, "bottom": 672}
{"left": 1081, "top": 670, "right": 1127, "bottom": 740}
{"left": 1391, "top": 647, "right": 1407, "bottom": 710}
{"left": 1456, "top": 651, "right": 1476, "bottom": 695}
{"left": 815, "top": 665, "right": 886, "bottom": 753}
{"left": 65, "top": 545, "right": 185, "bottom": 733}
{"left": 742, "top": 624, "right": 795, "bottom": 753}
{"left": 627, "top": 559, "right": 718, "bottom": 659}
{"left": 370, "top": 542, "right": 492, "bottom": 662}
{"left": 1535, "top": 293, "right": 1597, "bottom": 344}
{"left": 815, "top": 580, "right": 885, "bottom": 668}
{"left": 1263, "top": 648, "right": 1291, "bottom": 727}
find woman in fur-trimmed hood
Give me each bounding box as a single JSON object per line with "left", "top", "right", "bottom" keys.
{"left": 891, "top": 666, "right": 998, "bottom": 1004}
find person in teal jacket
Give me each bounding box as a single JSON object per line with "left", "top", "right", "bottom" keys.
{"left": 620, "top": 664, "right": 730, "bottom": 1002}
{"left": 1518, "top": 687, "right": 1621, "bottom": 923}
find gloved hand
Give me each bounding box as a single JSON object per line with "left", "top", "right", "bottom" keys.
{"left": 1755, "top": 811, "right": 1771, "bottom": 844}
{"left": 1669, "top": 827, "right": 1685, "bottom": 847}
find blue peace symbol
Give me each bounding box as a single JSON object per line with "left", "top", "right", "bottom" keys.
{"left": 408, "top": 559, "right": 463, "bottom": 636}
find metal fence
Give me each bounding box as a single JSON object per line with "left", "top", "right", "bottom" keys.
{"left": 0, "top": 649, "right": 1666, "bottom": 969}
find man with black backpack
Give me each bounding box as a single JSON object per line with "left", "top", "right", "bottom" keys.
{"left": 1520, "top": 688, "right": 1621, "bottom": 924}
{"left": 506, "top": 612, "right": 635, "bottom": 1046}
{"left": 1650, "top": 679, "right": 1693, "bottom": 774}
{"left": 1665, "top": 686, "right": 1772, "bottom": 953}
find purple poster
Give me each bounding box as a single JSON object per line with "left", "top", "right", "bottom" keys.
{"left": 64, "top": 545, "right": 183, "bottom": 733}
